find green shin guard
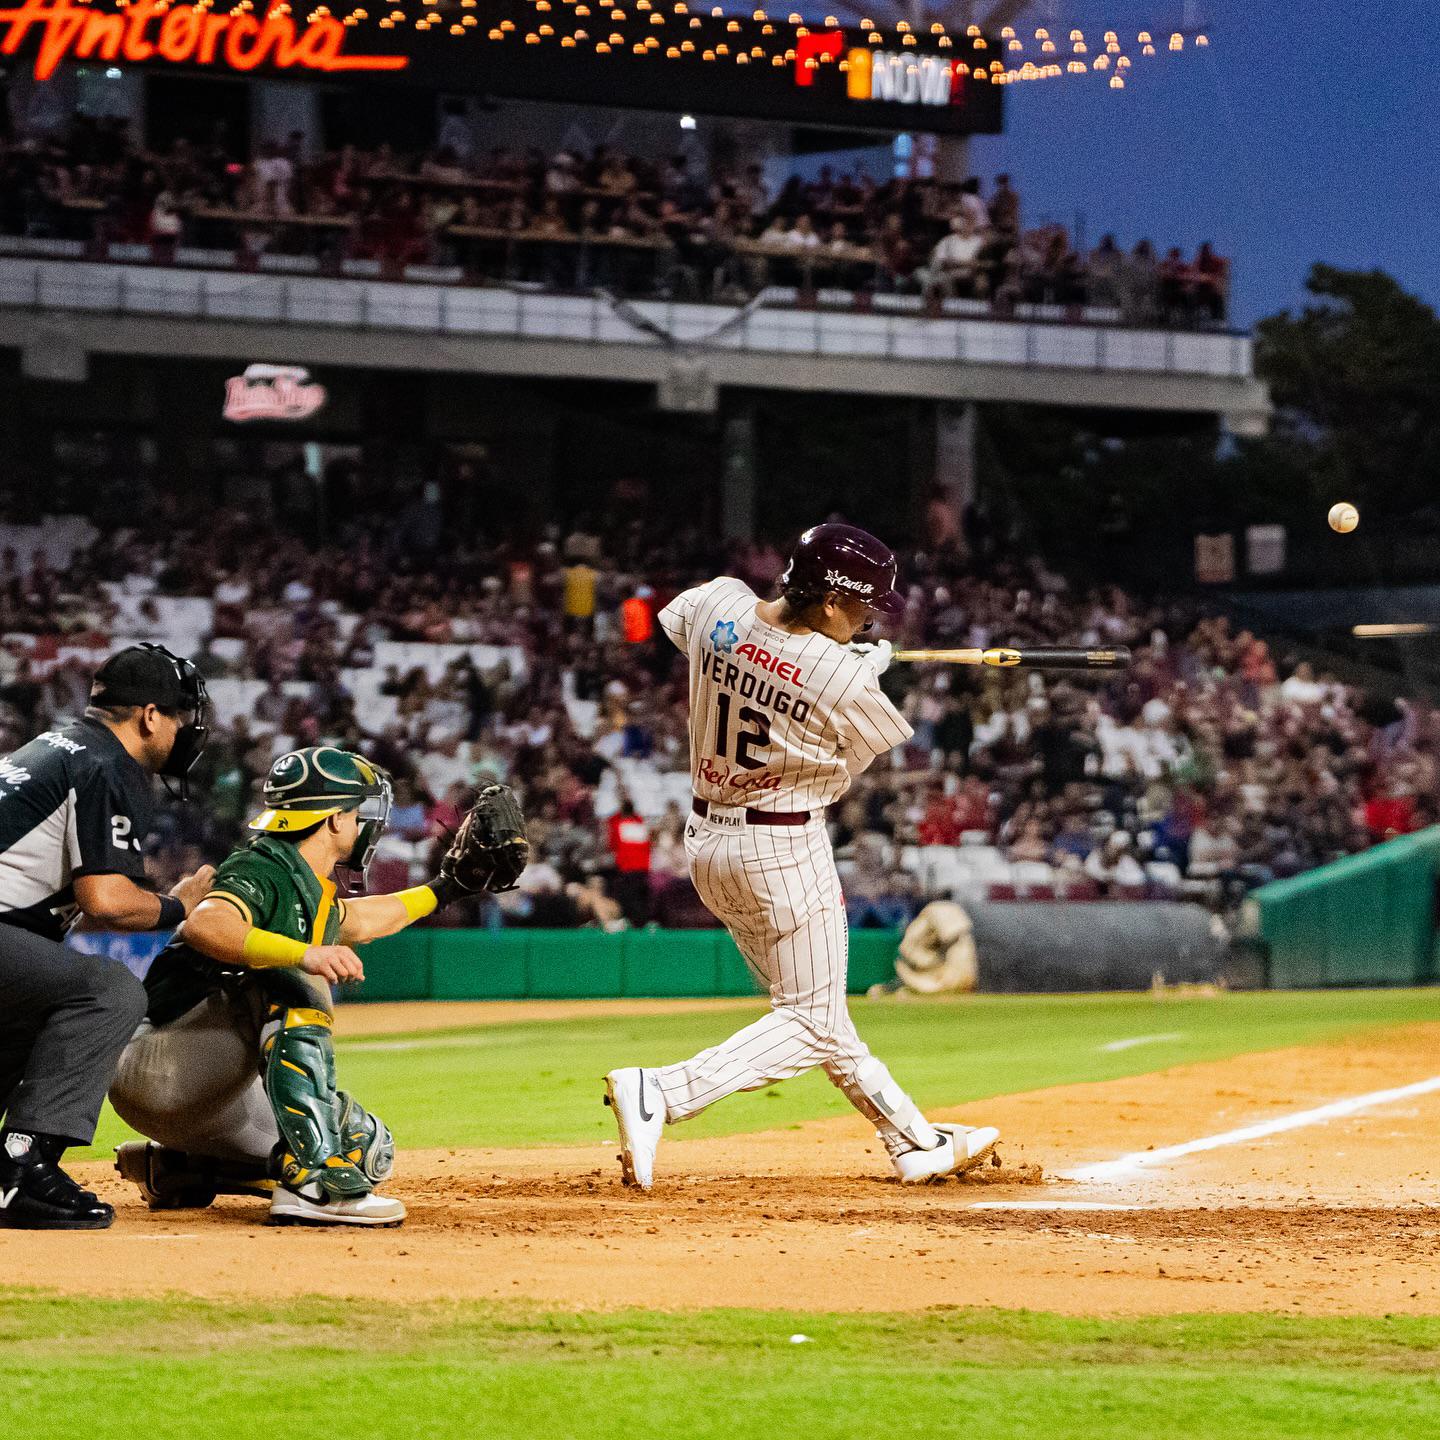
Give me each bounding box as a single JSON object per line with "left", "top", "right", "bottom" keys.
{"left": 262, "top": 1005, "right": 372, "bottom": 1202}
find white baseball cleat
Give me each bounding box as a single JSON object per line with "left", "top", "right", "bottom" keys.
{"left": 604, "top": 1067, "right": 664, "bottom": 1191}
{"left": 893, "top": 1124, "right": 1000, "bottom": 1184}
{"left": 268, "top": 1187, "right": 407, "bottom": 1227}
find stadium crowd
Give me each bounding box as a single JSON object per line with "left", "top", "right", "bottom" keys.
{"left": 0, "top": 492, "right": 1425, "bottom": 932}
{"left": 0, "top": 118, "right": 1229, "bottom": 322}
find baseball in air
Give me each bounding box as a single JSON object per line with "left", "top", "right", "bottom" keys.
{"left": 1328, "top": 502, "right": 1360, "bottom": 534}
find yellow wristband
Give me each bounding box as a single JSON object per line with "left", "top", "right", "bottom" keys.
{"left": 241, "top": 928, "right": 310, "bottom": 969}
{"left": 395, "top": 885, "right": 439, "bottom": 924}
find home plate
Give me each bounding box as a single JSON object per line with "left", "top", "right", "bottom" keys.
{"left": 969, "top": 1201, "right": 1143, "bottom": 1212}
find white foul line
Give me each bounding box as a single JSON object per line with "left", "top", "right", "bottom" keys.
{"left": 1062, "top": 1073, "right": 1440, "bottom": 1183}
{"left": 1098, "top": 1033, "right": 1183, "bottom": 1053}
{"left": 969, "top": 1201, "right": 1141, "bottom": 1212}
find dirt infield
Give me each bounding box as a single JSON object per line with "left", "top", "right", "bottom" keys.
{"left": 15, "top": 1021, "right": 1440, "bottom": 1317}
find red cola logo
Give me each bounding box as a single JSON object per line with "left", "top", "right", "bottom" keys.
{"left": 698, "top": 758, "right": 782, "bottom": 794}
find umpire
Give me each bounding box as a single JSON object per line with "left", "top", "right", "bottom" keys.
{"left": 0, "top": 644, "right": 213, "bottom": 1230}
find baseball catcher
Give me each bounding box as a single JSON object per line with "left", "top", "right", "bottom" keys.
{"left": 110, "top": 751, "right": 527, "bottom": 1227}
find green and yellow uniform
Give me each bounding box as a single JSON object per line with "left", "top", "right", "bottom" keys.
{"left": 140, "top": 752, "right": 393, "bottom": 1204}
{"left": 145, "top": 834, "right": 346, "bottom": 1026}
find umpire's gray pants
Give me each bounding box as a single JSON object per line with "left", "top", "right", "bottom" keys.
{"left": 111, "top": 991, "right": 280, "bottom": 1164}
{"left": 0, "top": 924, "right": 147, "bottom": 1146}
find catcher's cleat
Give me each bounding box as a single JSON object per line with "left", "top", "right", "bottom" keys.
{"left": 893, "top": 1124, "right": 1000, "bottom": 1184}
{"left": 115, "top": 1141, "right": 276, "bottom": 1210}
{"left": 269, "top": 1186, "right": 406, "bottom": 1227}
{"left": 115, "top": 1141, "right": 216, "bottom": 1210}
{"left": 604, "top": 1068, "right": 664, "bottom": 1191}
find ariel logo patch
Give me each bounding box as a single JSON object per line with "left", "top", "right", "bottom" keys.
{"left": 709, "top": 620, "right": 738, "bottom": 654}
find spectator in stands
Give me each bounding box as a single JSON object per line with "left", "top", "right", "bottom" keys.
{"left": 955, "top": 177, "right": 989, "bottom": 231}
{"left": 148, "top": 184, "right": 183, "bottom": 256}
{"left": 922, "top": 213, "right": 988, "bottom": 302}
{"left": 1192, "top": 241, "right": 1229, "bottom": 323}
{"left": 873, "top": 212, "right": 917, "bottom": 292}
{"left": 1158, "top": 246, "right": 1194, "bottom": 320}
{"left": 784, "top": 212, "right": 821, "bottom": 249}
{"left": 988, "top": 174, "right": 1020, "bottom": 239}
{"left": 1008, "top": 817, "right": 1051, "bottom": 865}
{"left": 606, "top": 798, "right": 652, "bottom": 926}
{"left": 1086, "top": 234, "right": 1124, "bottom": 308}
{"left": 1121, "top": 239, "right": 1160, "bottom": 322}
{"left": 0, "top": 125, "right": 1233, "bottom": 324}
{"left": 252, "top": 141, "right": 294, "bottom": 217}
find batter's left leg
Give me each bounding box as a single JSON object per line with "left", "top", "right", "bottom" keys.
{"left": 653, "top": 823, "right": 997, "bottom": 1177}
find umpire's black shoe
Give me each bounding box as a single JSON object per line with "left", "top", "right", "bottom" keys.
{"left": 0, "top": 1132, "right": 114, "bottom": 1230}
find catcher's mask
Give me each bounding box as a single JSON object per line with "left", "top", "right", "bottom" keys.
{"left": 89, "top": 642, "right": 210, "bottom": 800}
{"left": 249, "top": 747, "right": 392, "bottom": 876}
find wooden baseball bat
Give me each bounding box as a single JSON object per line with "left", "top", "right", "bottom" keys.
{"left": 890, "top": 646, "right": 1132, "bottom": 670}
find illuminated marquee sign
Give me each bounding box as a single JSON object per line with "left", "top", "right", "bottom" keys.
{"left": 794, "top": 30, "right": 964, "bottom": 108}
{"left": 223, "top": 364, "right": 327, "bottom": 422}
{"left": 0, "top": 0, "right": 408, "bottom": 81}
{"left": 845, "top": 49, "right": 964, "bottom": 106}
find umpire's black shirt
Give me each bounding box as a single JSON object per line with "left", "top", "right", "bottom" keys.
{"left": 0, "top": 718, "right": 153, "bottom": 940}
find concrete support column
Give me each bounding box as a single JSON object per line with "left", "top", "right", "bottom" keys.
{"left": 932, "top": 135, "right": 973, "bottom": 184}
{"left": 927, "top": 401, "right": 976, "bottom": 544}
{"left": 721, "top": 411, "right": 757, "bottom": 543}
{"left": 252, "top": 81, "right": 320, "bottom": 154}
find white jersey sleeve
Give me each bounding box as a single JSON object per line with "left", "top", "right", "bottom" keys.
{"left": 834, "top": 668, "right": 914, "bottom": 778}
{"left": 659, "top": 582, "right": 710, "bottom": 653}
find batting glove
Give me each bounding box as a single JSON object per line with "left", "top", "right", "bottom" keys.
{"left": 851, "top": 638, "right": 893, "bottom": 675}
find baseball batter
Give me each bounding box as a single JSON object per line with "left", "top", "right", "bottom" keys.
{"left": 604, "top": 523, "right": 999, "bottom": 1188}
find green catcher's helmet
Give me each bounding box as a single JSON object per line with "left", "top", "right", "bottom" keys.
{"left": 250, "top": 747, "right": 392, "bottom": 873}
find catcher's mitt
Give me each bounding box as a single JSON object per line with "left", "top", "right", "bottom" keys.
{"left": 434, "top": 782, "right": 530, "bottom": 900}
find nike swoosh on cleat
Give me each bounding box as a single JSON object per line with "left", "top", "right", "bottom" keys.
{"left": 637, "top": 1072, "right": 654, "bottom": 1123}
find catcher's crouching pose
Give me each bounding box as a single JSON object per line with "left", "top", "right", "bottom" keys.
{"left": 110, "top": 749, "right": 528, "bottom": 1227}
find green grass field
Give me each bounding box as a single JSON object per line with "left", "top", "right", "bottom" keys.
{"left": 30, "top": 990, "right": 1440, "bottom": 1437}
{"left": 80, "top": 986, "right": 1440, "bottom": 1157}
{"left": 5, "top": 1294, "right": 1440, "bottom": 1440}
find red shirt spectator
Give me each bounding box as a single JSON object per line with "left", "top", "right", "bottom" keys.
{"left": 1364, "top": 793, "right": 1416, "bottom": 842}
{"left": 621, "top": 592, "right": 654, "bottom": 644}
{"left": 953, "top": 777, "right": 993, "bottom": 834}
{"left": 917, "top": 791, "right": 963, "bottom": 846}
{"left": 608, "top": 812, "right": 652, "bottom": 873}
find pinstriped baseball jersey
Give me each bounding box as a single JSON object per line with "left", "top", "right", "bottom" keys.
{"left": 660, "top": 577, "right": 913, "bottom": 812}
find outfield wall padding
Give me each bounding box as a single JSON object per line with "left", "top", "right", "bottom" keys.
{"left": 1255, "top": 827, "right": 1440, "bottom": 988}
{"left": 343, "top": 927, "right": 903, "bottom": 1002}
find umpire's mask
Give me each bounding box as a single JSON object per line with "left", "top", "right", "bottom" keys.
{"left": 90, "top": 643, "right": 210, "bottom": 800}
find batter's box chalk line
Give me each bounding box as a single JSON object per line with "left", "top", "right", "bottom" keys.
{"left": 1060, "top": 1073, "right": 1440, "bottom": 1184}
{"left": 968, "top": 1201, "right": 1142, "bottom": 1212}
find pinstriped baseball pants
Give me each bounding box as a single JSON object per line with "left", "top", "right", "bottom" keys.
{"left": 653, "top": 813, "right": 911, "bottom": 1157}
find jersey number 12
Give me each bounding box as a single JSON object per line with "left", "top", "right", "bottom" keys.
{"left": 714, "top": 692, "right": 771, "bottom": 770}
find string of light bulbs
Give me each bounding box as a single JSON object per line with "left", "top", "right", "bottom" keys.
{"left": 63, "top": 0, "right": 1213, "bottom": 87}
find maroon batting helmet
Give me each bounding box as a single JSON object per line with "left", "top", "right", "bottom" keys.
{"left": 780, "top": 523, "right": 906, "bottom": 618}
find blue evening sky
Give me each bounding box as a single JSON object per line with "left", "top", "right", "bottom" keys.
{"left": 965, "top": 0, "right": 1438, "bottom": 326}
